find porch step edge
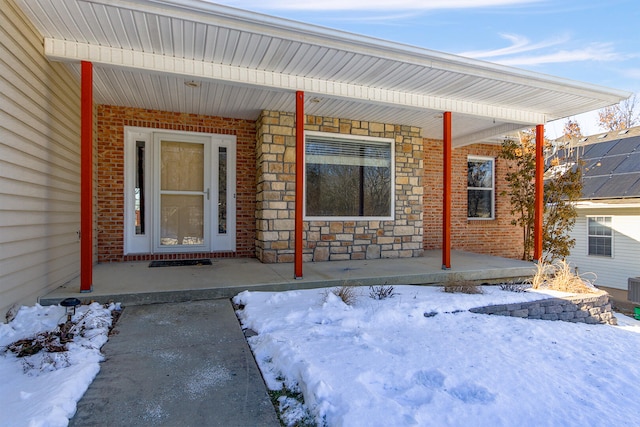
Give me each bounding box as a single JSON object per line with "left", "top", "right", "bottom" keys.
{"left": 38, "top": 266, "right": 534, "bottom": 307}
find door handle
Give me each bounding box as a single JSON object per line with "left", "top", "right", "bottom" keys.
{"left": 205, "top": 188, "right": 210, "bottom": 200}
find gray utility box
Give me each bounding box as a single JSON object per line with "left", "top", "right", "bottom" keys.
{"left": 629, "top": 277, "right": 640, "bottom": 303}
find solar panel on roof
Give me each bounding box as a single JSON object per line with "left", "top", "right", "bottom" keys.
{"left": 624, "top": 175, "right": 640, "bottom": 197}
{"left": 576, "top": 134, "right": 640, "bottom": 199}
{"left": 582, "top": 154, "right": 626, "bottom": 177}
{"left": 579, "top": 140, "right": 619, "bottom": 160}
{"left": 613, "top": 152, "right": 640, "bottom": 174}
{"left": 592, "top": 173, "right": 640, "bottom": 198}
{"left": 581, "top": 176, "right": 609, "bottom": 198}
{"left": 606, "top": 136, "right": 640, "bottom": 156}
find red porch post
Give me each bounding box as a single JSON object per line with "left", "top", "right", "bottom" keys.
{"left": 80, "top": 61, "right": 93, "bottom": 292}
{"left": 533, "top": 124, "right": 544, "bottom": 262}
{"left": 294, "top": 91, "right": 304, "bottom": 279}
{"left": 442, "top": 111, "right": 452, "bottom": 270}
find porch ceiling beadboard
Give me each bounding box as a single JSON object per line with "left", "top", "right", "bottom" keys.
{"left": 15, "top": 0, "right": 631, "bottom": 146}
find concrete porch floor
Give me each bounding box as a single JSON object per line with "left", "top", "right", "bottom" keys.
{"left": 40, "top": 250, "right": 537, "bottom": 307}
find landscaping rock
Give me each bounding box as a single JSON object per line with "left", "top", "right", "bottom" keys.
{"left": 469, "top": 290, "right": 616, "bottom": 325}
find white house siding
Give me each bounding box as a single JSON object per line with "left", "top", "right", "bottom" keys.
{"left": 0, "top": 0, "right": 81, "bottom": 318}
{"left": 567, "top": 207, "right": 640, "bottom": 291}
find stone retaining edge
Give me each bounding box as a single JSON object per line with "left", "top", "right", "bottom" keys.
{"left": 469, "top": 291, "right": 617, "bottom": 325}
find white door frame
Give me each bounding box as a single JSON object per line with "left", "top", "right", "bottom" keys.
{"left": 123, "top": 127, "right": 236, "bottom": 255}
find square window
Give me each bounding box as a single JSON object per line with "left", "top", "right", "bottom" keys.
{"left": 305, "top": 134, "right": 393, "bottom": 218}
{"left": 588, "top": 216, "right": 612, "bottom": 257}
{"left": 467, "top": 157, "right": 494, "bottom": 219}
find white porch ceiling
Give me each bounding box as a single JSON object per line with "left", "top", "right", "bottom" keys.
{"left": 14, "top": 0, "right": 631, "bottom": 146}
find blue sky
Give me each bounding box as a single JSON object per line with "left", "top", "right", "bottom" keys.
{"left": 213, "top": 0, "right": 639, "bottom": 136}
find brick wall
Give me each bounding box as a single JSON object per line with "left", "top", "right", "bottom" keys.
{"left": 96, "top": 105, "right": 256, "bottom": 262}
{"left": 256, "top": 111, "right": 423, "bottom": 263}
{"left": 96, "top": 105, "right": 522, "bottom": 264}
{"left": 423, "top": 140, "right": 523, "bottom": 260}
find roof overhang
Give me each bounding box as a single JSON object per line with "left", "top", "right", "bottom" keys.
{"left": 15, "top": 0, "right": 632, "bottom": 146}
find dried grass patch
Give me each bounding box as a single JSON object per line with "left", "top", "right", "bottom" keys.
{"left": 530, "top": 260, "right": 596, "bottom": 293}
{"left": 330, "top": 284, "right": 359, "bottom": 305}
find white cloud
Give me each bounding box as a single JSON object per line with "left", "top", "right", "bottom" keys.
{"left": 620, "top": 68, "right": 640, "bottom": 81}
{"left": 216, "top": 0, "right": 540, "bottom": 11}
{"left": 459, "top": 33, "right": 569, "bottom": 59}
{"left": 458, "top": 33, "right": 626, "bottom": 67}
{"left": 494, "top": 43, "right": 625, "bottom": 66}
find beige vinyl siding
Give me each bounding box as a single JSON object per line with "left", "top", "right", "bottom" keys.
{"left": 0, "top": 0, "right": 81, "bottom": 317}
{"left": 567, "top": 207, "right": 640, "bottom": 291}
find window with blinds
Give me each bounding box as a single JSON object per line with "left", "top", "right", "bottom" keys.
{"left": 305, "top": 134, "right": 393, "bottom": 218}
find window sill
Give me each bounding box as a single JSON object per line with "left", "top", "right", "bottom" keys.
{"left": 304, "top": 216, "right": 394, "bottom": 222}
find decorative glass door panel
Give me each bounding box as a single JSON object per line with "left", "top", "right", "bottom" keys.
{"left": 160, "top": 194, "right": 204, "bottom": 245}
{"left": 218, "top": 147, "right": 227, "bottom": 234}
{"left": 159, "top": 140, "right": 207, "bottom": 248}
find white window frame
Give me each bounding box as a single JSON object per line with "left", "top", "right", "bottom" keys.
{"left": 586, "top": 215, "right": 614, "bottom": 258}
{"left": 304, "top": 131, "right": 395, "bottom": 221}
{"left": 467, "top": 155, "right": 495, "bottom": 220}
{"left": 124, "top": 128, "right": 153, "bottom": 254}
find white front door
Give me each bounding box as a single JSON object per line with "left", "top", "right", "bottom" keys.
{"left": 155, "top": 135, "right": 210, "bottom": 251}
{"left": 124, "top": 128, "right": 236, "bottom": 255}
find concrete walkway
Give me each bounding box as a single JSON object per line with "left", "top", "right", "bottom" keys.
{"left": 70, "top": 300, "right": 279, "bottom": 427}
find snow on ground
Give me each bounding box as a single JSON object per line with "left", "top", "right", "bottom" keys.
{"left": 0, "top": 302, "right": 118, "bottom": 427}
{"left": 1, "top": 288, "right": 638, "bottom": 427}
{"left": 234, "top": 286, "right": 640, "bottom": 427}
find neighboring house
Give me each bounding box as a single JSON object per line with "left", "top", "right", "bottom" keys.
{"left": 0, "top": 0, "right": 630, "bottom": 316}
{"left": 562, "top": 129, "right": 640, "bottom": 295}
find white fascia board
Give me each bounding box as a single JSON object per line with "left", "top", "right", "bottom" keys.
{"left": 92, "top": 0, "right": 630, "bottom": 105}
{"left": 45, "top": 38, "right": 548, "bottom": 125}
{"left": 575, "top": 200, "right": 640, "bottom": 209}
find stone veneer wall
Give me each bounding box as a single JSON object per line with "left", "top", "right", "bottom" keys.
{"left": 469, "top": 291, "right": 617, "bottom": 325}
{"left": 255, "top": 111, "right": 424, "bottom": 263}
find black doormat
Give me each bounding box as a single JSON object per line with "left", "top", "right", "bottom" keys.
{"left": 149, "top": 259, "right": 212, "bottom": 268}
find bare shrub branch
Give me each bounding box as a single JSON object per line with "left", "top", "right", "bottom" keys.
{"left": 368, "top": 284, "right": 396, "bottom": 300}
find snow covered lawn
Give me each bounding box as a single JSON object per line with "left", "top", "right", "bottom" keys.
{"left": 0, "top": 303, "right": 118, "bottom": 427}
{"left": 234, "top": 286, "right": 640, "bottom": 427}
